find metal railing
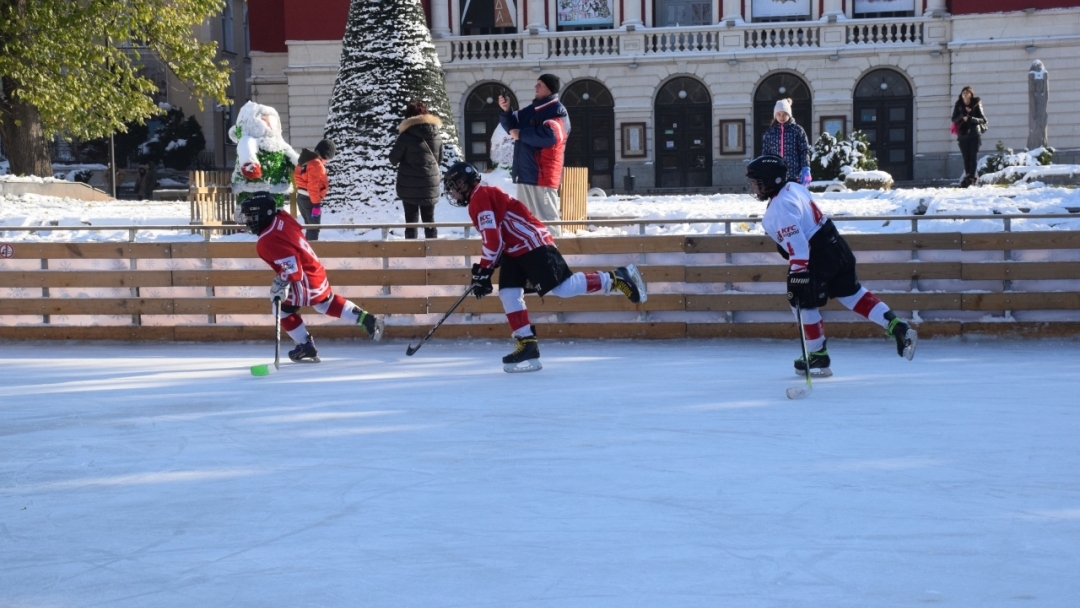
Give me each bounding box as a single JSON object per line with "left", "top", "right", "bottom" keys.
{"left": 1, "top": 213, "right": 1076, "bottom": 241}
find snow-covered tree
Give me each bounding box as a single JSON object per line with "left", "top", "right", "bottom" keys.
{"left": 809, "top": 131, "right": 877, "bottom": 181}
{"left": 323, "top": 0, "right": 461, "bottom": 213}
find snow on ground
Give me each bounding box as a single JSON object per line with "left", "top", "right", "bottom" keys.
{"left": 2, "top": 168, "right": 1080, "bottom": 242}
{"left": 2, "top": 339, "right": 1079, "bottom": 607}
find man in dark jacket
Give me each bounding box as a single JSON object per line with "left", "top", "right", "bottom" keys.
{"left": 498, "top": 74, "right": 570, "bottom": 234}
{"left": 389, "top": 99, "right": 444, "bottom": 239}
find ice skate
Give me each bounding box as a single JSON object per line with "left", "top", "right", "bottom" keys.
{"left": 288, "top": 335, "right": 321, "bottom": 363}
{"left": 610, "top": 264, "right": 647, "bottom": 304}
{"left": 502, "top": 332, "right": 542, "bottom": 373}
{"left": 888, "top": 318, "right": 917, "bottom": 360}
{"left": 794, "top": 341, "right": 832, "bottom": 377}
{"left": 356, "top": 308, "right": 385, "bottom": 341}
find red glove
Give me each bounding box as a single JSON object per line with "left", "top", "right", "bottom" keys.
{"left": 240, "top": 162, "right": 262, "bottom": 180}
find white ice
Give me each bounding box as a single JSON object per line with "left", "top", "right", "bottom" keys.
{"left": 2, "top": 338, "right": 1079, "bottom": 607}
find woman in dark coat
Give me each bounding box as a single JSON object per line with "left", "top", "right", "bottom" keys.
{"left": 389, "top": 99, "right": 443, "bottom": 239}
{"left": 951, "top": 86, "right": 988, "bottom": 188}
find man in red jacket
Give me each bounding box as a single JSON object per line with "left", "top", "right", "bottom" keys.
{"left": 443, "top": 162, "right": 646, "bottom": 373}
{"left": 240, "top": 193, "right": 383, "bottom": 363}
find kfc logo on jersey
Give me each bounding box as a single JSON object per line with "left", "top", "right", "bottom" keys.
{"left": 274, "top": 255, "right": 299, "bottom": 277}
{"left": 776, "top": 225, "right": 799, "bottom": 243}
{"left": 477, "top": 210, "right": 497, "bottom": 231}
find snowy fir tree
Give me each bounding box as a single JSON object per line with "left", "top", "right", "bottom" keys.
{"left": 323, "top": 0, "right": 461, "bottom": 213}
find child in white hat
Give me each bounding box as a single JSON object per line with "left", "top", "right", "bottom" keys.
{"left": 762, "top": 98, "right": 812, "bottom": 186}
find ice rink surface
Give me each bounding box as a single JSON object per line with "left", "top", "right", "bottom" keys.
{"left": 2, "top": 338, "right": 1079, "bottom": 607}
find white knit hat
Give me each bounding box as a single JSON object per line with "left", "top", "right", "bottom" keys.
{"left": 773, "top": 98, "right": 793, "bottom": 119}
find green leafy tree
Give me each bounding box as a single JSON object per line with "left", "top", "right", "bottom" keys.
{"left": 324, "top": 0, "right": 461, "bottom": 213}
{"left": 0, "top": 0, "right": 232, "bottom": 176}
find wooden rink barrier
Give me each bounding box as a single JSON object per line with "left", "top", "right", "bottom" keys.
{"left": 1, "top": 222, "right": 1080, "bottom": 341}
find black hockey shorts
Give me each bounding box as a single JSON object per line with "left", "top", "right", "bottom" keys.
{"left": 498, "top": 245, "right": 574, "bottom": 297}
{"left": 806, "top": 220, "right": 862, "bottom": 306}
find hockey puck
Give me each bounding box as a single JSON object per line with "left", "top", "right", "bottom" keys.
{"left": 250, "top": 363, "right": 277, "bottom": 376}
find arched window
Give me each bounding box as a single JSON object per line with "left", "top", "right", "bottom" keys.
{"left": 753, "top": 73, "right": 812, "bottom": 158}
{"left": 655, "top": 77, "right": 712, "bottom": 188}
{"left": 562, "top": 80, "right": 616, "bottom": 190}
{"left": 854, "top": 69, "right": 913, "bottom": 180}
{"left": 464, "top": 83, "right": 517, "bottom": 171}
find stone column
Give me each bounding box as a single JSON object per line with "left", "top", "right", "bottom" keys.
{"left": 527, "top": 0, "right": 547, "bottom": 32}
{"left": 721, "top": 0, "right": 743, "bottom": 23}
{"left": 623, "top": 0, "right": 643, "bottom": 28}
{"left": 925, "top": 0, "right": 947, "bottom": 16}
{"left": 430, "top": 0, "right": 450, "bottom": 37}
{"left": 823, "top": 0, "right": 843, "bottom": 19}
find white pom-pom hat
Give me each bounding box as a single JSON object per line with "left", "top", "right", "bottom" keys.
{"left": 773, "top": 98, "right": 793, "bottom": 119}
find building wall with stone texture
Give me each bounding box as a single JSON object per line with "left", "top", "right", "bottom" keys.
{"left": 248, "top": 6, "right": 1080, "bottom": 189}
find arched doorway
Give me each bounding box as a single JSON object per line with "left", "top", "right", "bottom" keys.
{"left": 854, "top": 69, "right": 914, "bottom": 181}
{"left": 464, "top": 83, "right": 518, "bottom": 171}
{"left": 562, "top": 80, "right": 615, "bottom": 191}
{"left": 753, "top": 73, "right": 812, "bottom": 158}
{"left": 655, "top": 77, "right": 712, "bottom": 188}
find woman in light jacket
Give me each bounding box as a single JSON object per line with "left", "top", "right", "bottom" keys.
{"left": 762, "top": 98, "right": 812, "bottom": 186}
{"left": 951, "top": 86, "right": 988, "bottom": 188}
{"left": 389, "top": 99, "right": 444, "bottom": 239}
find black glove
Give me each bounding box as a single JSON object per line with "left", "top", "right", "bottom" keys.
{"left": 471, "top": 263, "right": 494, "bottom": 299}
{"left": 786, "top": 270, "right": 814, "bottom": 308}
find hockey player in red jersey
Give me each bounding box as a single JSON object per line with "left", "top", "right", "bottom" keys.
{"left": 240, "top": 193, "right": 384, "bottom": 362}
{"left": 746, "top": 155, "right": 917, "bottom": 376}
{"left": 442, "top": 162, "right": 647, "bottom": 372}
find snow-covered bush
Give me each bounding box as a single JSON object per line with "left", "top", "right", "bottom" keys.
{"left": 489, "top": 124, "right": 515, "bottom": 170}
{"left": 978, "top": 142, "right": 1056, "bottom": 185}
{"left": 844, "top": 170, "right": 894, "bottom": 191}
{"left": 810, "top": 130, "right": 878, "bottom": 181}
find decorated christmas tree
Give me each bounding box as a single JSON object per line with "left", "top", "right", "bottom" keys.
{"left": 323, "top": 0, "right": 461, "bottom": 214}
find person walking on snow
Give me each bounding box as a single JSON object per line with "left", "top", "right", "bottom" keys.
{"left": 498, "top": 74, "right": 569, "bottom": 234}
{"left": 442, "top": 162, "right": 647, "bottom": 373}
{"left": 761, "top": 99, "right": 812, "bottom": 186}
{"left": 293, "top": 139, "right": 335, "bottom": 241}
{"left": 745, "top": 155, "right": 916, "bottom": 376}
{"left": 240, "top": 192, "right": 384, "bottom": 363}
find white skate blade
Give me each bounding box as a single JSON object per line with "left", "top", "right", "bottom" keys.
{"left": 371, "top": 317, "right": 386, "bottom": 342}
{"left": 902, "top": 329, "right": 917, "bottom": 360}
{"left": 795, "top": 367, "right": 832, "bottom": 378}
{"left": 504, "top": 359, "right": 543, "bottom": 373}
{"left": 290, "top": 357, "right": 321, "bottom": 364}
{"left": 786, "top": 385, "right": 812, "bottom": 400}
{"left": 625, "top": 263, "right": 648, "bottom": 304}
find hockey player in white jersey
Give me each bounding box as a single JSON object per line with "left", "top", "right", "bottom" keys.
{"left": 746, "top": 154, "right": 917, "bottom": 376}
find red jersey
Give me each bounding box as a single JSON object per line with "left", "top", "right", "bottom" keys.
{"left": 255, "top": 211, "right": 331, "bottom": 306}
{"left": 467, "top": 184, "right": 555, "bottom": 269}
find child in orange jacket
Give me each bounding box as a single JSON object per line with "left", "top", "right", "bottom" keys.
{"left": 294, "top": 139, "right": 335, "bottom": 240}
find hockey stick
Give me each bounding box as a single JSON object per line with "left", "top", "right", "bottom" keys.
{"left": 251, "top": 296, "right": 284, "bottom": 377}
{"left": 406, "top": 284, "right": 476, "bottom": 356}
{"left": 787, "top": 302, "right": 813, "bottom": 400}
{"left": 274, "top": 296, "right": 282, "bottom": 370}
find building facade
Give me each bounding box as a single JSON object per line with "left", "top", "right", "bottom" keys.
{"left": 248, "top": 0, "right": 1080, "bottom": 190}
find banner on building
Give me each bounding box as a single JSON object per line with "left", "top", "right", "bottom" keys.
{"left": 461, "top": 0, "right": 517, "bottom": 29}
{"left": 558, "top": 0, "right": 614, "bottom": 28}
{"left": 854, "top": 0, "right": 915, "bottom": 14}
{"left": 751, "top": 0, "right": 811, "bottom": 19}
{"left": 494, "top": 0, "right": 517, "bottom": 27}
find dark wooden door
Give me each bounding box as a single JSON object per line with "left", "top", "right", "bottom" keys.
{"left": 854, "top": 70, "right": 913, "bottom": 181}
{"left": 562, "top": 80, "right": 615, "bottom": 191}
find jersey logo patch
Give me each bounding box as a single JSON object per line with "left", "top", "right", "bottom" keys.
{"left": 776, "top": 225, "right": 799, "bottom": 243}
{"left": 477, "top": 210, "right": 497, "bottom": 231}
{"left": 275, "top": 255, "right": 298, "bottom": 277}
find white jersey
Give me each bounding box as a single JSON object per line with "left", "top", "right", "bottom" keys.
{"left": 761, "top": 182, "right": 828, "bottom": 273}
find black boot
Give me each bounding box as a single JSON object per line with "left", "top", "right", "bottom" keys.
{"left": 503, "top": 327, "right": 542, "bottom": 373}
{"left": 886, "top": 315, "right": 918, "bottom": 360}
{"left": 288, "top": 334, "right": 320, "bottom": 363}
{"left": 794, "top": 339, "right": 832, "bottom": 377}
{"left": 355, "top": 307, "right": 384, "bottom": 341}
{"left": 610, "top": 264, "right": 647, "bottom": 303}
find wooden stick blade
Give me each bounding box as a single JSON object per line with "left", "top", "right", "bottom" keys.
{"left": 786, "top": 385, "right": 812, "bottom": 400}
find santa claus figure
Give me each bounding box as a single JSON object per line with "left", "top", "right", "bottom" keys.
{"left": 229, "top": 101, "right": 300, "bottom": 212}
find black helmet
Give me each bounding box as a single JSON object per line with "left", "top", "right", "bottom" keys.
{"left": 746, "top": 154, "right": 788, "bottom": 201}
{"left": 315, "top": 138, "right": 336, "bottom": 161}
{"left": 239, "top": 192, "right": 277, "bottom": 234}
{"left": 443, "top": 161, "right": 482, "bottom": 207}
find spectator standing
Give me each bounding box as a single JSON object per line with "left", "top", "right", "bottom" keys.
{"left": 389, "top": 99, "right": 444, "bottom": 239}
{"left": 293, "top": 139, "right": 335, "bottom": 240}
{"left": 135, "top": 163, "right": 157, "bottom": 200}
{"left": 762, "top": 99, "right": 812, "bottom": 186}
{"left": 498, "top": 74, "right": 570, "bottom": 234}
{"left": 951, "top": 86, "right": 988, "bottom": 188}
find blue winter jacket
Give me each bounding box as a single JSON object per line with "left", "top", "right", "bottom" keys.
{"left": 762, "top": 120, "right": 811, "bottom": 182}
{"left": 499, "top": 95, "right": 570, "bottom": 189}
